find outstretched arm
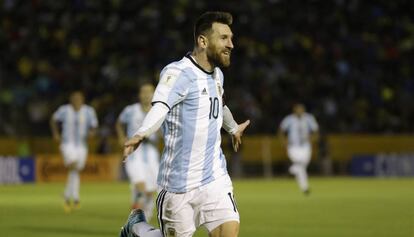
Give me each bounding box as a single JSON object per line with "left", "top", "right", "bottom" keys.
{"left": 310, "top": 130, "right": 319, "bottom": 144}
{"left": 115, "top": 120, "right": 127, "bottom": 146}
{"left": 278, "top": 128, "right": 288, "bottom": 148}
{"left": 123, "top": 103, "right": 169, "bottom": 157}
{"left": 223, "top": 106, "right": 239, "bottom": 135}
{"left": 50, "top": 118, "right": 61, "bottom": 142}
{"left": 223, "top": 105, "right": 250, "bottom": 152}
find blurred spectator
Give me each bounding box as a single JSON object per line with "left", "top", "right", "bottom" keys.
{"left": 1, "top": 0, "right": 414, "bottom": 136}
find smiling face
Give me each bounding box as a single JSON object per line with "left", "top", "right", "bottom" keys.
{"left": 205, "top": 23, "right": 234, "bottom": 68}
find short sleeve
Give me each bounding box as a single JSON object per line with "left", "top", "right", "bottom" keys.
{"left": 118, "top": 106, "right": 130, "bottom": 124}
{"left": 280, "top": 116, "right": 290, "bottom": 131}
{"left": 152, "top": 67, "right": 192, "bottom": 110}
{"left": 88, "top": 107, "right": 98, "bottom": 128}
{"left": 52, "top": 106, "right": 66, "bottom": 122}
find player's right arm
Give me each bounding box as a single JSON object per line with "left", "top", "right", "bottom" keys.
{"left": 278, "top": 117, "right": 289, "bottom": 148}
{"left": 308, "top": 114, "right": 319, "bottom": 144}
{"left": 124, "top": 103, "right": 169, "bottom": 157}
{"left": 124, "top": 66, "right": 191, "bottom": 158}
{"left": 116, "top": 107, "right": 129, "bottom": 146}
{"left": 116, "top": 120, "right": 127, "bottom": 146}
{"left": 50, "top": 106, "right": 65, "bottom": 143}
{"left": 50, "top": 117, "right": 61, "bottom": 142}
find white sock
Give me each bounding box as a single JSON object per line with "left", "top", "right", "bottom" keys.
{"left": 71, "top": 170, "right": 80, "bottom": 201}
{"left": 64, "top": 171, "right": 75, "bottom": 200}
{"left": 132, "top": 222, "right": 162, "bottom": 237}
{"left": 131, "top": 185, "right": 145, "bottom": 208}
{"left": 144, "top": 194, "right": 154, "bottom": 221}
{"left": 130, "top": 185, "right": 136, "bottom": 204}
{"left": 295, "top": 164, "right": 309, "bottom": 191}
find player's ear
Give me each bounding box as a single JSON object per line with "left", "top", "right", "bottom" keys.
{"left": 197, "top": 35, "right": 208, "bottom": 49}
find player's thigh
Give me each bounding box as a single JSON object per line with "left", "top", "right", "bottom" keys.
{"left": 157, "top": 190, "right": 196, "bottom": 237}
{"left": 133, "top": 181, "right": 146, "bottom": 192}
{"left": 147, "top": 147, "right": 160, "bottom": 174}
{"left": 60, "top": 144, "right": 78, "bottom": 167}
{"left": 199, "top": 176, "right": 240, "bottom": 233}
{"left": 209, "top": 221, "right": 239, "bottom": 237}
{"left": 125, "top": 153, "right": 146, "bottom": 184}
{"left": 74, "top": 146, "right": 87, "bottom": 170}
{"left": 288, "top": 146, "right": 311, "bottom": 165}
{"left": 145, "top": 150, "right": 160, "bottom": 192}
{"left": 297, "top": 146, "right": 312, "bottom": 166}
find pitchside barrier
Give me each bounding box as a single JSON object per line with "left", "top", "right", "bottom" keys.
{"left": 3, "top": 135, "right": 410, "bottom": 162}
{"left": 1, "top": 135, "right": 414, "bottom": 182}
{"left": 35, "top": 154, "right": 122, "bottom": 182}
{"left": 350, "top": 153, "right": 414, "bottom": 177}
{"left": 0, "top": 155, "right": 122, "bottom": 184}
{"left": 0, "top": 156, "right": 35, "bottom": 184}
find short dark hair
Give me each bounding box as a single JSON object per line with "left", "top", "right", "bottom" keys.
{"left": 70, "top": 90, "right": 84, "bottom": 97}
{"left": 194, "top": 11, "right": 233, "bottom": 44}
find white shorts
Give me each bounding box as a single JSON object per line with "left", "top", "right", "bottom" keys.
{"left": 125, "top": 144, "right": 159, "bottom": 192}
{"left": 287, "top": 145, "right": 312, "bottom": 166}
{"left": 156, "top": 175, "right": 240, "bottom": 237}
{"left": 60, "top": 143, "right": 87, "bottom": 170}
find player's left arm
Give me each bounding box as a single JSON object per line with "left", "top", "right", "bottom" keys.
{"left": 88, "top": 107, "right": 99, "bottom": 138}
{"left": 222, "top": 105, "right": 250, "bottom": 152}
{"left": 309, "top": 115, "right": 319, "bottom": 144}
{"left": 219, "top": 71, "right": 249, "bottom": 152}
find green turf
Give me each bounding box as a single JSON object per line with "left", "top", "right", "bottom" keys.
{"left": 1, "top": 178, "right": 414, "bottom": 237}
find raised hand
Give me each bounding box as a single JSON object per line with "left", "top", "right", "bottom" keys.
{"left": 231, "top": 120, "right": 250, "bottom": 152}
{"left": 123, "top": 135, "right": 145, "bottom": 159}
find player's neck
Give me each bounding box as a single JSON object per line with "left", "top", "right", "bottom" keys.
{"left": 191, "top": 50, "right": 214, "bottom": 73}
{"left": 72, "top": 104, "right": 82, "bottom": 111}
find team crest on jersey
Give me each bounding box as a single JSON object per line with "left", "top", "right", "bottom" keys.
{"left": 216, "top": 83, "right": 222, "bottom": 95}
{"left": 166, "top": 227, "right": 176, "bottom": 237}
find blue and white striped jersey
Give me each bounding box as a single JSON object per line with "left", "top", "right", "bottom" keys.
{"left": 152, "top": 54, "right": 228, "bottom": 193}
{"left": 280, "top": 113, "right": 318, "bottom": 147}
{"left": 118, "top": 103, "right": 158, "bottom": 142}
{"left": 52, "top": 104, "right": 98, "bottom": 146}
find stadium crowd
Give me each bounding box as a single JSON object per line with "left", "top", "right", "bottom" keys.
{"left": 1, "top": 0, "right": 414, "bottom": 136}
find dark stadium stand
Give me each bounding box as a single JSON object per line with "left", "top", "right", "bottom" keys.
{"left": 1, "top": 0, "right": 414, "bottom": 136}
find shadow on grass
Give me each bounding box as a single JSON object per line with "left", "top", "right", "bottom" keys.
{"left": 17, "top": 225, "right": 117, "bottom": 236}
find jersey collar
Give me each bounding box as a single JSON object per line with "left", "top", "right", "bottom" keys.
{"left": 185, "top": 52, "right": 214, "bottom": 75}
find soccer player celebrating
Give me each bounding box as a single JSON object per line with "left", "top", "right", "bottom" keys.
{"left": 50, "top": 91, "right": 98, "bottom": 212}
{"left": 116, "top": 81, "right": 160, "bottom": 221}
{"left": 120, "top": 11, "right": 249, "bottom": 237}
{"left": 278, "top": 103, "right": 319, "bottom": 195}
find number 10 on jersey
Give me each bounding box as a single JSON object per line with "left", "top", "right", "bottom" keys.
{"left": 209, "top": 97, "right": 219, "bottom": 119}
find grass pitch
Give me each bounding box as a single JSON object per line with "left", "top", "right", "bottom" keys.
{"left": 1, "top": 178, "right": 413, "bottom": 237}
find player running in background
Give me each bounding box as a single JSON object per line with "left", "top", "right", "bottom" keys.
{"left": 116, "top": 81, "right": 160, "bottom": 221}
{"left": 278, "top": 103, "right": 319, "bottom": 195}
{"left": 50, "top": 91, "right": 98, "bottom": 212}
{"left": 119, "top": 11, "right": 250, "bottom": 237}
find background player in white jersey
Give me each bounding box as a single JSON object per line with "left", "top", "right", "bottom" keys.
{"left": 116, "top": 82, "right": 160, "bottom": 221}
{"left": 279, "top": 103, "right": 319, "bottom": 195}
{"left": 119, "top": 11, "right": 250, "bottom": 237}
{"left": 50, "top": 91, "right": 98, "bottom": 212}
